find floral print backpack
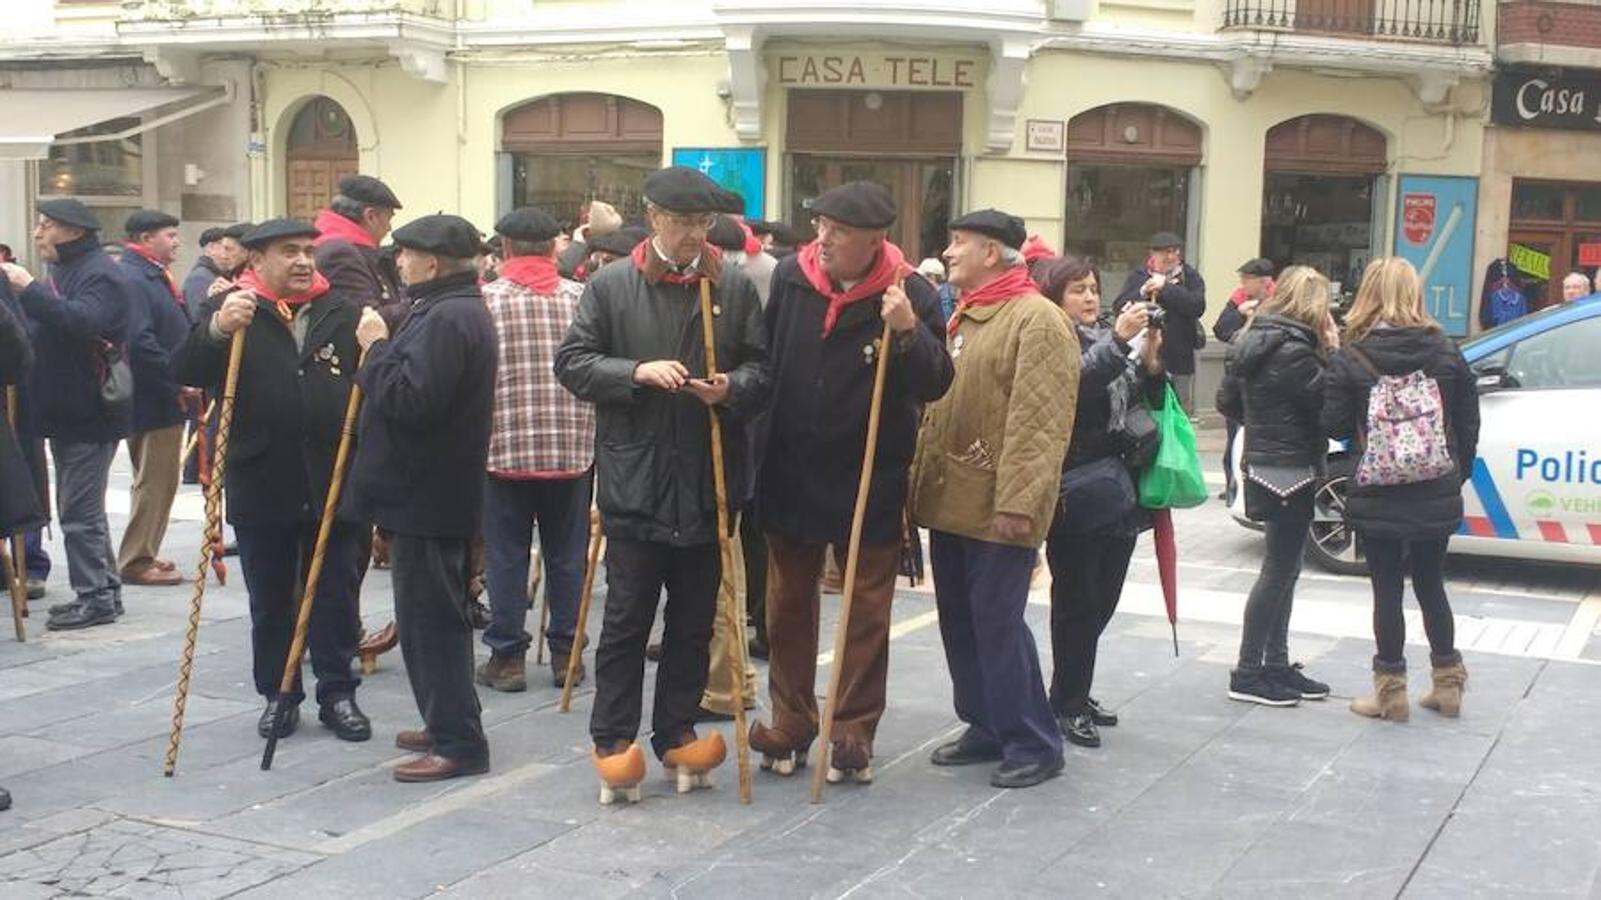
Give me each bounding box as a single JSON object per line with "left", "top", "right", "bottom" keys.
{"left": 1349, "top": 346, "right": 1456, "bottom": 487}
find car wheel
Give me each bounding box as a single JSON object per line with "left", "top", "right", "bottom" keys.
{"left": 1306, "top": 458, "right": 1368, "bottom": 577}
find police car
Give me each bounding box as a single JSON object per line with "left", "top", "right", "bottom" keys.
{"left": 1230, "top": 294, "right": 1601, "bottom": 575}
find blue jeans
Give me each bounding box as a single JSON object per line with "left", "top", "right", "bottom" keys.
{"left": 481, "top": 473, "right": 593, "bottom": 659}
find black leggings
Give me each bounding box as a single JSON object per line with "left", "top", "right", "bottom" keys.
{"left": 1365, "top": 535, "right": 1456, "bottom": 666}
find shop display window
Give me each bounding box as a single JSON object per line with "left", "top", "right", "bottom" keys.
{"left": 37, "top": 117, "right": 143, "bottom": 199}
{"left": 1063, "top": 164, "right": 1189, "bottom": 307}
{"left": 1260, "top": 172, "right": 1375, "bottom": 307}
{"left": 511, "top": 153, "right": 657, "bottom": 228}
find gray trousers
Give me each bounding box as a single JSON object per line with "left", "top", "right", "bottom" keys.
{"left": 51, "top": 440, "right": 121, "bottom": 610}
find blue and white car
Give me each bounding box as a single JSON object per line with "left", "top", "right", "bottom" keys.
{"left": 1230, "top": 295, "right": 1601, "bottom": 574}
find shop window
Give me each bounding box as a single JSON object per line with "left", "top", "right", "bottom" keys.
{"left": 1508, "top": 180, "right": 1601, "bottom": 308}
{"left": 788, "top": 156, "right": 953, "bottom": 261}
{"left": 1260, "top": 173, "right": 1375, "bottom": 302}
{"left": 1575, "top": 185, "right": 1601, "bottom": 223}
{"left": 37, "top": 117, "right": 142, "bottom": 198}
{"left": 500, "top": 93, "right": 662, "bottom": 226}
{"left": 1513, "top": 182, "right": 1565, "bottom": 223}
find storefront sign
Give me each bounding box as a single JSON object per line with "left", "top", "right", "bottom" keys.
{"left": 670, "top": 147, "right": 766, "bottom": 219}
{"left": 773, "top": 53, "right": 980, "bottom": 89}
{"left": 1579, "top": 242, "right": 1601, "bottom": 267}
{"left": 1025, "top": 119, "right": 1065, "bottom": 153}
{"left": 1492, "top": 69, "right": 1601, "bottom": 132}
{"left": 1393, "top": 175, "right": 1478, "bottom": 337}
{"left": 1510, "top": 243, "right": 1552, "bottom": 281}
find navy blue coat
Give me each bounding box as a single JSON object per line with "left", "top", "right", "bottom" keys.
{"left": 344, "top": 271, "right": 498, "bottom": 539}
{"left": 181, "top": 255, "right": 230, "bottom": 318}
{"left": 120, "top": 250, "right": 190, "bottom": 433}
{"left": 16, "top": 235, "right": 132, "bottom": 444}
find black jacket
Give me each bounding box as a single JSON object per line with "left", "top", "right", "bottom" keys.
{"left": 1216, "top": 315, "right": 1326, "bottom": 468}
{"left": 759, "top": 259, "right": 952, "bottom": 547}
{"left": 181, "top": 255, "right": 229, "bottom": 317}
{"left": 1065, "top": 321, "right": 1167, "bottom": 470}
{"left": 121, "top": 251, "right": 191, "bottom": 433}
{"left": 1322, "top": 327, "right": 1480, "bottom": 539}
{"left": 345, "top": 271, "right": 498, "bottom": 539}
{"left": 174, "top": 282, "right": 361, "bottom": 527}
{"left": 1213, "top": 300, "right": 1250, "bottom": 345}
{"left": 0, "top": 298, "right": 43, "bottom": 537}
{"left": 1114, "top": 262, "right": 1206, "bottom": 375}
{"left": 16, "top": 235, "right": 132, "bottom": 444}
{"left": 555, "top": 249, "right": 772, "bottom": 547}
{"left": 315, "top": 238, "right": 404, "bottom": 324}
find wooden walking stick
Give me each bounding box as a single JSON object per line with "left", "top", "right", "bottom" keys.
{"left": 165, "top": 329, "right": 246, "bottom": 777}
{"left": 531, "top": 548, "right": 548, "bottom": 665}
{"left": 560, "top": 508, "right": 602, "bottom": 713}
{"left": 5, "top": 385, "right": 27, "bottom": 642}
{"left": 810, "top": 311, "right": 897, "bottom": 803}
{"left": 698, "top": 278, "right": 752, "bottom": 804}
{"left": 179, "top": 399, "right": 216, "bottom": 466}
{"left": 261, "top": 353, "right": 365, "bottom": 770}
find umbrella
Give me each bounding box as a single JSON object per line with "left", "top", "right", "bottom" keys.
{"left": 1151, "top": 508, "right": 1179, "bottom": 656}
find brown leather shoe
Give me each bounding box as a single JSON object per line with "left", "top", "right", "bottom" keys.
{"left": 393, "top": 753, "right": 488, "bottom": 783}
{"left": 395, "top": 729, "right": 433, "bottom": 753}
{"left": 152, "top": 559, "right": 177, "bottom": 572}
{"left": 121, "top": 563, "right": 183, "bottom": 587}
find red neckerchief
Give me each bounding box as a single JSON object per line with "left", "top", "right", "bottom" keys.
{"left": 123, "top": 243, "right": 183, "bottom": 306}
{"left": 1230, "top": 280, "right": 1273, "bottom": 307}
{"left": 797, "top": 241, "right": 909, "bottom": 338}
{"left": 237, "top": 268, "right": 332, "bottom": 324}
{"left": 497, "top": 255, "right": 561, "bottom": 294}
{"left": 312, "top": 209, "right": 378, "bottom": 249}
{"left": 736, "top": 218, "right": 762, "bottom": 257}
{"left": 947, "top": 265, "right": 1037, "bottom": 335}
{"left": 632, "top": 240, "right": 720, "bottom": 285}
{"left": 1144, "top": 255, "right": 1185, "bottom": 282}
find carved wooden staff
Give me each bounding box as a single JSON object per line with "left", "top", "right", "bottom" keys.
{"left": 164, "top": 329, "right": 246, "bottom": 777}
{"left": 5, "top": 385, "right": 27, "bottom": 641}
{"left": 559, "top": 509, "right": 603, "bottom": 713}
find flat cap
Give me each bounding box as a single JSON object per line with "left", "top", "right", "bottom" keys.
{"left": 1148, "top": 231, "right": 1184, "bottom": 249}
{"left": 337, "top": 174, "right": 402, "bottom": 210}
{"left": 812, "top": 181, "right": 897, "bottom": 230}
{"left": 241, "top": 218, "right": 319, "bottom": 250}
{"left": 495, "top": 207, "right": 562, "bottom": 242}
{"left": 391, "top": 214, "right": 482, "bottom": 259}
{"left": 221, "top": 222, "right": 255, "bottom": 241}
{"left": 590, "top": 225, "right": 649, "bottom": 258}
{"left": 949, "top": 208, "right": 1027, "bottom": 250}
{"left": 1237, "top": 257, "right": 1275, "bottom": 277}
{"left": 198, "top": 227, "right": 227, "bottom": 247}
{"left": 706, "top": 216, "right": 748, "bottom": 252}
{"left": 125, "top": 209, "right": 180, "bottom": 237}
{"left": 644, "top": 166, "right": 730, "bottom": 215}
{"left": 37, "top": 198, "right": 101, "bottom": 232}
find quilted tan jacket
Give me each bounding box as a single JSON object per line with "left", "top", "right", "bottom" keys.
{"left": 911, "top": 290, "right": 1080, "bottom": 548}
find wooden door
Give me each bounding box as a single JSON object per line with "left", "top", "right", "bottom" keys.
{"left": 1507, "top": 229, "right": 1565, "bottom": 310}
{"left": 789, "top": 156, "right": 953, "bottom": 260}
{"left": 287, "top": 159, "right": 357, "bottom": 223}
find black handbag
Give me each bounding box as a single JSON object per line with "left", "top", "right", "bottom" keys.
{"left": 1055, "top": 456, "right": 1138, "bottom": 535}
{"left": 1108, "top": 370, "right": 1159, "bottom": 471}
{"left": 97, "top": 340, "right": 133, "bottom": 417}
{"left": 1243, "top": 463, "right": 1318, "bottom": 522}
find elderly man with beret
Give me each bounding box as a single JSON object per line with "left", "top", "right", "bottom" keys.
{"left": 313, "top": 175, "right": 404, "bottom": 320}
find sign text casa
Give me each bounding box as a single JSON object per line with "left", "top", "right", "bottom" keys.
{"left": 775, "top": 54, "right": 979, "bottom": 89}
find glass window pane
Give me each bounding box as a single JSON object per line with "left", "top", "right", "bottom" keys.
{"left": 918, "top": 162, "right": 955, "bottom": 264}
{"left": 38, "top": 117, "right": 143, "bottom": 198}
{"left": 1575, "top": 186, "right": 1601, "bottom": 223}
{"left": 1512, "top": 181, "right": 1564, "bottom": 222}
{"left": 1260, "top": 172, "right": 1374, "bottom": 305}
{"left": 1064, "top": 164, "right": 1189, "bottom": 308}
{"left": 511, "top": 153, "right": 656, "bottom": 226}
{"left": 1507, "top": 316, "right": 1601, "bottom": 389}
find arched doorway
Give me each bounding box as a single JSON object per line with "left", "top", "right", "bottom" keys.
{"left": 1262, "top": 114, "right": 1388, "bottom": 301}
{"left": 285, "top": 97, "right": 358, "bottom": 222}
{"left": 1064, "top": 103, "right": 1203, "bottom": 302}
{"left": 500, "top": 93, "right": 663, "bottom": 226}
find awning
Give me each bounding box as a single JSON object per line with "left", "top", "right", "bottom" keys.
{"left": 0, "top": 86, "right": 230, "bottom": 161}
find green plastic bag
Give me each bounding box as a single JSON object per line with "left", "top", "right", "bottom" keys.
{"left": 1138, "top": 383, "right": 1209, "bottom": 510}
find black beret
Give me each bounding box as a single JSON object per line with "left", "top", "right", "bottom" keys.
{"left": 949, "top": 209, "right": 1027, "bottom": 250}
{"left": 495, "top": 207, "right": 561, "bottom": 242}
{"left": 197, "top": 227, "right": 227, "bottom": 247}
{"left": 124, "top": 209, "right": 180, "bottom": 236}
{"left": 1149, "top": 231, "right": 1184, "bottom": 249}
{"left": 590, "top": 225, "right": 649, "bottom": 258}
{"left": 812, "top": 181, "right": 897, "bottom": 230}
{"left": 643, "top": 166, "right": 728, "bottom": 215}
{"left": 706, "top": 216, "right": 747, "bottom": 252}
{"left": 221, "top": 222, "right": 254, "bottom": 241}
{"left": 391, "top": 214, "right": 482, "bottom": 259}
{"left": 1237, "top": 257, "right": 1275, "bottom": 277}
{"left": 717, "top": 188, "right": 746, "bottom": 216}
{"left": 337, "top": 174, "right": 402, "bottom": 210}
{"left": 241, "top": 218, "right": 320, "bottom": 250}
{"left": 746, "top": 219, "right": 775, "bottom": 237}
{"left": 37, "top": 199, "right": 101, "bottom": 232}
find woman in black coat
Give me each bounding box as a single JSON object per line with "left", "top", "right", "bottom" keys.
{"left": 1216, "top": 266, "right": 1338, "bottom": 708}
{"left": 1323, "top": 257, "right": 1479, "bottom": 722}
{"left": 0, "top": 297, "right": 43, "bottom": 539}
{"left": 1035, "top": 256, "right": 1164, "bottom": 749}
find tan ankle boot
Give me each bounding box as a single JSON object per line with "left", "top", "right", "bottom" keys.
{"left": 1350, "top": 671, "right": 1409, "bottom": 721}
{"left": 1419, "top": 658, "right": 1467, "bottom": 717}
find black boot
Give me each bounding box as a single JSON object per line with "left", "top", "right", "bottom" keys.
{"left": 318, "top": 697, "right": 372, "bottom": 742}
{"left": 257, "top": 698, "right": 300, "bottom": 739}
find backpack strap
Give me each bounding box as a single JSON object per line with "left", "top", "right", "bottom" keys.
{"left": 1347, "top": 344, "right": 1381, "bottom": 380}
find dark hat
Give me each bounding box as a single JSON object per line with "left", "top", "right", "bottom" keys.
{"left": 949, "top": 209, "right": 1027, "bottom": 250}
{"left": 717, "top": 188, "right": 747, "bottom": 216}
{"left": 241, "top": 218, "right": 320, "bottom": 251}
{"left": 124, "top": 209, "right": 180, "bottom": 237}
{"left": 198, "top": 227, "right": 227, "bottom": 247}
{"left": 1237, "top": 257, "right": 1275, "bottom": 277}
{"left": 221, "top": 222, "right": 254, "bottom": 241}
{"left": 590, "top": 225, "right": 649, "bottom": 258}
{"left": 337, "top": 174, "right": 403, "bottom": 210}
{"left": 706, "top": 216, "right": 748, "bottom": 252}
{"left": 37, "top": 198, "right": 101, "bottom": 232}
{"left": 1148, "top": 231, "right": 1184, "bottom": 250}
{"left": 811, "top": 181, "right": 897, "bottom": 230}
{"left": 747, "top": 219, "right": 776, "bottom": 237}
{"left": 494, "top": 207, "right": 562, "bottom": 242}
{"left": 643, "top": 166, "right": 729, "bottom": 214}
{"left": 391, "top": 214, "right": 482, "bottom": 259}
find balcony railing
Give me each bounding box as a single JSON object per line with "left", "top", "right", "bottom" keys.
{"left": 1222, "top": 0, "right": 1481, "bottom": 44}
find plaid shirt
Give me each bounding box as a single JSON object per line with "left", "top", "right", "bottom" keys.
{"left": 482, "top": 276, "right": 595, "bottom": 478}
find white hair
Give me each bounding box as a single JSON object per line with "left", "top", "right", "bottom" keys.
{"left": 998, "top": 244, "right": 1026, "bottom": 267}
{"left": 1563, "top": 271, "right": 1589, "bottom": 289}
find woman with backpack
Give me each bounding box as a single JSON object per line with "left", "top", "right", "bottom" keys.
{"left": 1323, "top": 257, "right": 1480, "bottom": 722}
{"left": 1216, "top": 266, "right": 1337, "bottom": 707}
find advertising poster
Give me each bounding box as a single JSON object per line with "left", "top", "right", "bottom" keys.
{"left": 670, "top": 147, "right": 766, "bottom": 220}
{"left": 1393, "top": 175, "right": 1478, "bottom": 337}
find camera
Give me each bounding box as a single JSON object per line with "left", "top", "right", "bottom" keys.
{"left": 1144, "top": 302, "right": 1166, "bottom": 329}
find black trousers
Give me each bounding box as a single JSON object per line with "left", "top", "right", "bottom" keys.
{"left": 234, "top": 520, "right": 364, "bottom": 705}
{"left": 1366, "top": 535, "right": 1457, "bottom": 667}
{"left": 1045, "top": 530, "right": 1138, "bottom": 717}
{"left": 1237, "top": 512, "right": 1311, "bottom": 670}
{"left": 589, "top": 538, "right": 720, "bottom": 759}
{"left": 391, "top": 532, "right": 488, "bottom": 765}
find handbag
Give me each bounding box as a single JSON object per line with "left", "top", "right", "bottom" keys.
{"left": 1055, "top": 456, "right": 1138, "bottom": 535}
{"left": 1137, "top": 383, "right": 1209, "bottom": 510}
{"left": 1243, "top": 463, "right": 1318, "bottom": 522}
{"left": 1108, "top": 370, "right": 1159, "bottom": 471}
{"left": 97, "top": 340, "right": 134, "bottom": 417}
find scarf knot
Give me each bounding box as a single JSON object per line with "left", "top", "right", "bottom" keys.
{"left": 237, "top": 268, "right": 332, "bottom": 323}
{"left": 947, "top": 265, "right": 1037, "bottom": 336}
{"left": 797, "top": 241, "right": 909, "bottom": 337}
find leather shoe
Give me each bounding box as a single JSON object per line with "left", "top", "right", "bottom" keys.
{"left": 25, "top": 579, "right": 45, "bottom": 601}
{"left": 318, "top": 698, "right": 372, "bottom": 742}
{"left": 257, "top": 699, "right": 300, "bottom": 739}
{"left": 1058, "top": 713, "right": 1101, "bottom": 749}
{"left": 1087, "top": 698, "right": 1118, "bottom": 727}
{"left": 929, "top": 729, "right": 1003, "bottom": 767}
{"left": 46, "top": 603, "right": 117, "bottom": 631}
{"left": 121, "top": 564, "right": 183, "bottom": 587}
{"left": 550, "top": 652, "right": 585, "bottom": 689}
{"left": 395, "top": 729, "right": 433, "bottom": 753}
{"left": 0, "top": 786, "right": 9, "bottom": 812}
{"left": 990, "top": 756, "right": 1064, "bottom": 789}
{"left": 393, "top": 753, "right": 489, "bottom": 783}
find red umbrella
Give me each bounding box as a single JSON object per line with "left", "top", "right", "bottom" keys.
{"left": 1151, "top": 508, "right": 1179, "bottom": 656}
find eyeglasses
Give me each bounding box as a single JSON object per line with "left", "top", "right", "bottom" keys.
{"left": 656, "top": 211, "right": 716, "bottom": 230}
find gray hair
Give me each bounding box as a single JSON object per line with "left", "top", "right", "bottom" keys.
{"left": 504, "top": 238, "right": 554, "bottom": 259}
{"left": 329, "top": 194, "right": 369, "bottom": 222}
{"left": 1563, "top": 271, "right": 1590, "bottom": 289}
{"left": 997, "top": 243, "right": 1026, "bottom": 267}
